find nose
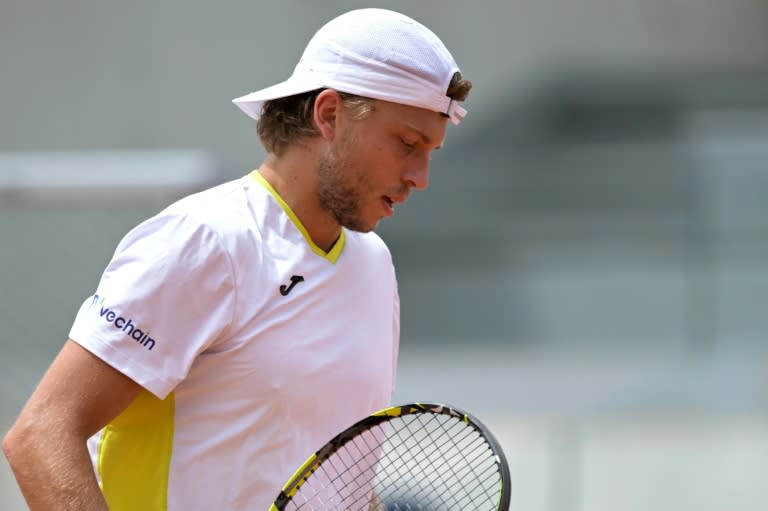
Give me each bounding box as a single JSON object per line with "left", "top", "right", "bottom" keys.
{"left": 403, "top": 153, "right": 430, "bottom": 191}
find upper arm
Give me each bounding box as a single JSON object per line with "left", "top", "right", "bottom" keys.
{"left": 14, "top": 339, "right": 142, "bottom": 439}
{"left": 67, "top": 212, "right": 236, "bottom": 397}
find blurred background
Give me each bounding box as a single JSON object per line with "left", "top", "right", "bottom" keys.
{"left": 2, "top": 0, "right": 767, "bottom": 509}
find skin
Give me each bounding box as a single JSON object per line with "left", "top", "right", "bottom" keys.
{"left": 1, "top": 90, "right": 449, "bottom": 510}
{"left": 260, "top": 89, "right": 449, "bottom": 251}
{"left": 2, "top": 341, "right": 140, "bottom": 510}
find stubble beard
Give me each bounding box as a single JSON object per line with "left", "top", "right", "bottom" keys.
{"left": 316, "top": 143, "right": 375, "bottom": 233}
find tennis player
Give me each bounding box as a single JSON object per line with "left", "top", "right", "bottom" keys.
{"left": 3, "top": 8, "right": 471, "bottom": 510}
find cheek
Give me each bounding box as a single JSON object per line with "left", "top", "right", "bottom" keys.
{"left": 348, "top": 142, "right": 390, "bottom": 176}
{"left": 341, "top": 132, "right": 403, "bottom": 187}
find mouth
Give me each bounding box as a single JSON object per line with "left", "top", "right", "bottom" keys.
{"left": 381, "top": 192, "right": 409, "bottom": 218}
{"left": 382, "top": 196, "right": 395, "bottom": 217}
{"left": 388, "top": 194, "right": 408, "bottom": 204}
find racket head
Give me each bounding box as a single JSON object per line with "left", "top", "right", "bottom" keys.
{"left": 269, "top": 402, "right": 511, "bottom": 511}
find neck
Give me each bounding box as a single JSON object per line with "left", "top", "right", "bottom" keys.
{"left": 258, "top": 148, "right": 341, "bottom": 253}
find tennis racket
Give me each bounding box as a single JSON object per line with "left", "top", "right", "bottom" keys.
{"left": 268, "top": 402, "right": 511, "bottom": 510}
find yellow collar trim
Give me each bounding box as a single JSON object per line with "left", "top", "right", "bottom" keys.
{"left": 249, "top": 170, "right": 345, "bottom": 264}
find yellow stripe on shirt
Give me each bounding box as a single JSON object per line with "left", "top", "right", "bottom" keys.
{"left": 249, "top": 170, "right": 346, "bottom": 263}
{"left": 97, "top": 389, "right": 175, "bottom": 510}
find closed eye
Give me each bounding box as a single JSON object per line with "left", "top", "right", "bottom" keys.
{"left": 401, "top": 138, "right": 417, "bottom": 152}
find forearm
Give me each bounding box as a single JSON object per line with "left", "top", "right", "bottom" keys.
{"left": 3, "top": 340, "right": 143, "bottom": 510}
{"left": 3, "top": 423, "right": 108, "bottom": 511}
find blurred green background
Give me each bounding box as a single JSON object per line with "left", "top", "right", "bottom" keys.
{"left": 2, "top": 1, "right": 768, "bottom": 509}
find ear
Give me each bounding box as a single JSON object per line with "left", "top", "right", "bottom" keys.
{"left": 313, "top": 89, "right": 342, "bottom": 141}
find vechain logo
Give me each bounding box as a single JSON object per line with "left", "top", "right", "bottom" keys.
{"left": 89, "top": 294, "right": 105, "bottom": 311}
{"left": 91, "top": 294, "right": 156, "bottom": 351}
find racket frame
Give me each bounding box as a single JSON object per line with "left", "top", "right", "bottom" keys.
{"left": 269, "top": 402, "right": 511, "bottom": 511}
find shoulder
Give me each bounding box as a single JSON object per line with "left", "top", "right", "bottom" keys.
{"left": 110, "top": 177, "right": 263, "bottom": 276}
{"left": 151, "top": 176, "right": 266, "bottom": 248}
{"left": 164, "top": 177, "right": 252, "bottom": 230}
{"left": 344, "top": 230, "right": 393, "bottom": 265}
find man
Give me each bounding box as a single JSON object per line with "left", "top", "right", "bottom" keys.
{"left": 3, "top": 8, "right": 471, "bottom": 510}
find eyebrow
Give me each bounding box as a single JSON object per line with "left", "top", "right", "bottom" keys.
{"left": 403, "top": 122, "right": 443, "bottom": 150}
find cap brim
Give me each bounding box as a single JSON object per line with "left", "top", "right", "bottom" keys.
{"left": 232, "top": 76, "right": 325, "bottom": 120}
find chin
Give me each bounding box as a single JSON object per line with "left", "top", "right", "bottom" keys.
{"left": 342, "top": 217, "right": 379, "bottom": 233}
{"left": 346, "top": 224, "right": 378, "bottom": 234}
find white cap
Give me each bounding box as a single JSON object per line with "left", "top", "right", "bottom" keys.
{"left": 232, "top": 8, "right": 467, "bottom": 125}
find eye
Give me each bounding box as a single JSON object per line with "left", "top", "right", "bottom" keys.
{"left": 400, "top": 138, "right": 417, "bottom": 152}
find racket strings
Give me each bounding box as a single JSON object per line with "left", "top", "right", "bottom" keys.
{"left": 286, "top": 412, "right": 504, "bottom": 510}
{"left": 296, "top": 427, "right": 389, "bottom": 510}
{"left": 380, "top": 414, "right": 501, "bottom": 509}
{"left": 381, "top": 415, "right": 477, "bottom": 507}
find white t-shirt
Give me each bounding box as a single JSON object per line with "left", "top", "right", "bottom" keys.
{"left": 69, "top": 171, "right": 400, "bottom": 511}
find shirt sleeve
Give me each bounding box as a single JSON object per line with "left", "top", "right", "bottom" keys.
{"left": 69, "top": 210, "right": 236, "bottom": 399}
